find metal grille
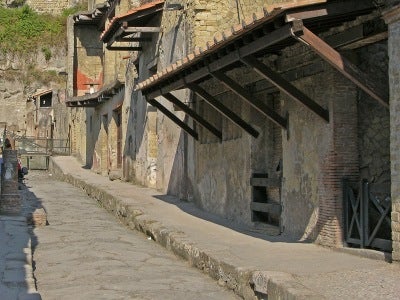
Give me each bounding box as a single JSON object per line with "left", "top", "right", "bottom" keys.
{"left": 343, "top": 179, "right": 392, "bottom": 252}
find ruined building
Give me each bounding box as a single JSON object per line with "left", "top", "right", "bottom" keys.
{"left": 64, "top": 0, "right": 400, "bottom": 261}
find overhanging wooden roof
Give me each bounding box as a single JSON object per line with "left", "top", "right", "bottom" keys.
{"left": 73, "top": 2, "right": 109, "bottom": 29}
{"left": 100, "top": 0, "right": 164, "bottom": 50}
{"left": 134, "top": 0, "right": 388, "bottom": 141}
{"left": 66, "top": 80, "right": 124, "bottom": 108}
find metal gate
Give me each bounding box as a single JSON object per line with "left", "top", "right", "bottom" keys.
{"left": 343, "top": 179, "right": 392, "bottom": 252}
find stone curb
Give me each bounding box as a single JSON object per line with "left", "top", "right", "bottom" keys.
{"left": 49, "top": 158, "right": 324, "bottom": 300}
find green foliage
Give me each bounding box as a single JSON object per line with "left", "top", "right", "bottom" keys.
{"left": 61, "top": 3, "right": 87, "bottom": 17}
{"left": 41, "top": 46, "right": 52, "bottom": 61}
{"left": 0, "top": 5, "right": 66, "bottom": 55}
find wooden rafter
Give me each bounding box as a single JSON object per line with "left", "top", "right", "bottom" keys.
{"left": 186, "top": 83, "right": 259, "bottom": 138}
{"left": 241, "top": 55, "right": 329, "bottom": 122}
{"left": 147, "top": 98, "right": 199, "bottom": 140}
{"left": 162, "top": 93, "right": 222, "bottom": 140}
{"left": 211, "top": 70, "right": 287, "bottom": 129}
{"left": 292, "top": 23, "right": 389, "bottom": 108}
{"left": 145, "top": 24, "right": 294, "bottom": 100}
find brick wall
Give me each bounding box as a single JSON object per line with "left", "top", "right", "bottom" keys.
{"left": 383, "top": 5, "right": 400, "bottom": 261}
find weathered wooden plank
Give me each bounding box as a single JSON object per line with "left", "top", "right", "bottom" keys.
{"left": 251, "top": 202, "right": 282, "bottom": 215}
{"left": 250, "top": 177, "right": 281, "bottom": 187}
{"left": 123, "top": 26, "right": 160, "bottom": 33}
{"left": 106, "top": 46, "right": 142, "bottom": 51}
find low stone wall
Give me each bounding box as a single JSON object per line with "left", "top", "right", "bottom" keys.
{"left": 1, "top": 150, "right": 21, "bottom": 215}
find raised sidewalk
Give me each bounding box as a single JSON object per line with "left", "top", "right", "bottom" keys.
{"left": 49, "top": 156, "right": 400, "bottom": 300}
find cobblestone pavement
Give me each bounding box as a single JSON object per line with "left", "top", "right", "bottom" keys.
{"left": 22, "top": 171, "right": 240, "bottom": 300}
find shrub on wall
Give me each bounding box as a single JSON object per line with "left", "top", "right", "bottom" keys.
{"left": 0, "top": 5, "right": 65, "bottom": 54}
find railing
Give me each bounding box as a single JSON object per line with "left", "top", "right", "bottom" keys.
{"left": 343, "top": 179, "right": 392, "bottom": 252}
{"left": 15, "top": 137, "right": 70, "bottom": 156}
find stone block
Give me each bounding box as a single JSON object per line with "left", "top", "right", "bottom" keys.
{"left": 27, "top": 208, "right": 47, "bottom": 227}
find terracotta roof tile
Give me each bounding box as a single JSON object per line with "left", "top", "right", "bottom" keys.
{"left": 213, "top": 32, "right": 224, "bottom": 44}
{"left": 206, "top": 41, "right": 214, "bottom": 50}
{"left": 232, "top": 23, "right": 244, "bottom": 34}
{"left": 136, "top": 3, "right": 331, "bottom": 91}
{"left": 194, "top": 47, "right": 201, "bottom": 56}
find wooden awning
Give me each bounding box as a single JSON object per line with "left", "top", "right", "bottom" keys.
{"left": 100, "top": 0, "right": 164, "bottom": 51}
{"left": 135, "top": 0, "right": 388, "bottom": 141}
{"left": 66, "top": 80, "right": 124, "bottom": 108}
{"left": 73, "top": 2, "right": 109, "bottom": 29}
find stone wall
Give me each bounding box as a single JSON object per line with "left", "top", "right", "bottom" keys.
{"left": 0, "top": 44, "right": 68, "bottom": 141}
{"left": 25, "top": 0, "right": 70, "bottom": 14}
{"left": 383, "top": 4, "right": 400, "bottom": 261}
{"left": 357, "top": 43, "right": 390, "bottom": 185}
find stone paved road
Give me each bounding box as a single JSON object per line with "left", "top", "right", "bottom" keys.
{"left": 23, "top": 171, "right": 240, "bottom": 300}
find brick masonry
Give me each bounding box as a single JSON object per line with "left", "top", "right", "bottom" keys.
{"left": 383, "top": 5, "right": 400, "bottom": 261}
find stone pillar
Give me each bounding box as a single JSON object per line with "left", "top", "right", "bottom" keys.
{"left": 383, "top": 5, "right": 400, "bottom": 262}
{"left": 0, "top": 150, "right": 21, "bottom": 215}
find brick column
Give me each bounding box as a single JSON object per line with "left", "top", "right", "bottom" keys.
{"left": 1, "top": 150, "right": 21, "bottom": 215}
{"left": 316, "top": 70, "right": 359, "bottom": 247}
{"left": 383, "top": 5, "right": 400, "bottom": 262}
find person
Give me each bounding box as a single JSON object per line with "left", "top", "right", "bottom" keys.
{"left": 4, "top": 138, "right": 12, "bottom": 150}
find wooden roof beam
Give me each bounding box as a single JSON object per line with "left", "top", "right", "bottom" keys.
{"left": 186, "top": 83, "right": 259, "bottom": 138}
{"left": 106, "top": 45, "right": 142, "bottom": 51}
{"left": 162, "top": 93, "right": 222, "bottom": 140}
{"left": 147, "top": 98, "right": 199, "bottom": 140}
{"left": 241, "top": 55, "right": 329, "bottom": 122}
{"left": 292, "top": 22, "right": 389, "bottom": 109}
{"left": 123, "top": 26, "right": 160, "bottom": 33}
{"left": 211, "top": 70, "right": 287, "bottom": 129}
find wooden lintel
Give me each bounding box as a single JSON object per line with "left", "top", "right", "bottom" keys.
{"left": 186, "top": 83, "right": 259, "bottom": 138}
{"left": 147, "top": 98, "right": 199, "bottom": 140}
{"left": 162, "top": 93, "right": 222, "bottom": 140}
{"left": 123, "top": 26, "right": 160, "bottom": 33}
{"left": 211, "top": 70, "right": 287, "bottom": 129}
{"left": 115, "top": 36, "right": 152, "bottom": 42}
{"left": 106, "top": 46, "right": 142, "bottom": 51}
{"left": 250, "top": 177, "right": 281, "bottom": 188}
{"left": 250, "top": 202, "right": 282, "bottom": 215}
{"left": 241, "top": 55, "right": 330, "bottom": 122}
{"left": 293, "top": 25, "right": 389, "bottom": 108}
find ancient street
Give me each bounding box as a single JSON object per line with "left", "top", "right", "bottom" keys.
{"left": 22, "top": 171, "right": 239, "bottom": 300}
